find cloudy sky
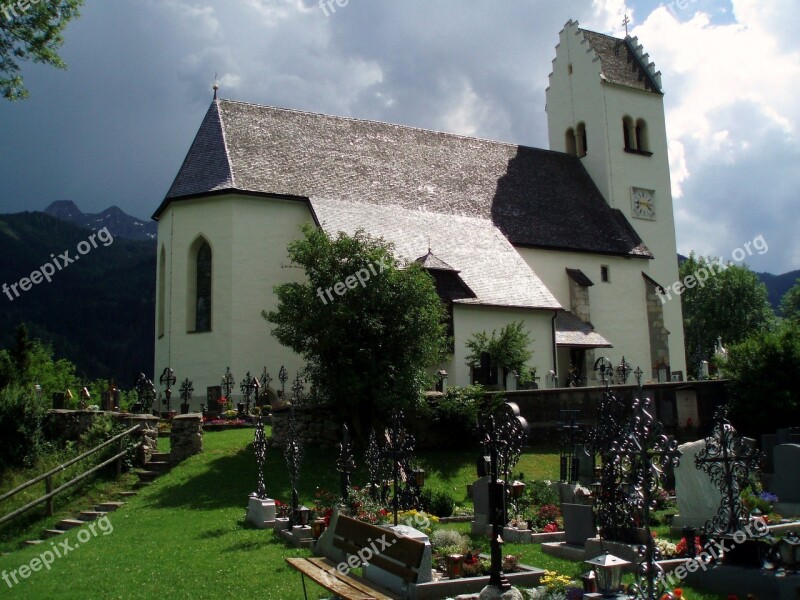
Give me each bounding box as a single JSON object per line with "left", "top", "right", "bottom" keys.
{"left": 0, "top": 0, "right": 797, "bottom": 273}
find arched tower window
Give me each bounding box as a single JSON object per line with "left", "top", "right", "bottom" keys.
{"left": 623, "top": 116, "right": 636, "bottom": 151}
{"left": 636, "top": 119, "right": 649, "bottom": 153}
{"left": 186, "top": 237, "right": 212, "bottom": 333}
{"left": 576, "top": 122, "right": 587, "bottom": 157}
{"left": 565, "top": 127, "right": 577, "bottom": 156}
{"left": 158, "top": 246, "right": 166, "bottom": 337}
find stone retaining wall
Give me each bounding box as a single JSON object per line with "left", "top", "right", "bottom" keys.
{"left": 270, "top": 404, "right": 340, "bottom": 449}
{"left": 45, "top": 409, "right": 159, "bottom": 467}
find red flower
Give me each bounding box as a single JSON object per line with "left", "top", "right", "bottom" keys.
{"left": 543, "top": 522, "right": 559, "bottom": 533}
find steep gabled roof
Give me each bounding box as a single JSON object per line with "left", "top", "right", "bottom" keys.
{"left": 310, "top": 197, "right": 561, "bottom": 311}
{"left": 165, "top": 102, "right": 234, "bottom": 198}
{"left": 580, "top": 30, "right": 662, "bottom": 94}
{"left": 156, "top": 99, "right": 651, "bottom": 258}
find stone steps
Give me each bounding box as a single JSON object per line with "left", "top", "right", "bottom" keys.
{"left": 95, "top": 501, "right": 125, "bottom": 512}
{"left": 77, "top": 511, "right": 107, "bottom": 522}
{"left": 14, "top": 441, "right": 183, "bottom": 552}
{"left": 55, "top": 518, "right": 85, "bottom": 531}
{"left": 42, "top": 529, "right": 66, "bottom": 538}
{"left": 145, "top": 461, "right": 172, "bottom": 474}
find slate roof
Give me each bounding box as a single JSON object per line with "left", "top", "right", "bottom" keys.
{"left": 157, "top": 99, "right": 652, "bottom": 259}
{"left": 580, "top": 30, "right": 662, "bottom": 95}
{"left": 310, "top": 198, "right": 562, "bottom": 311}
{"left": 555, "top": 311, "right": 612, "bottom": 348}
{"left": 416, "top": 250, "right": 457, "bottom": 272}
{"left": 566, "top": 268, "right": 594, "bottom": 287}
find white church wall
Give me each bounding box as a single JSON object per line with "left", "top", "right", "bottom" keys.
{"left": 155, "top": 194, "right": 311, "bottom": 409}
{"left": 450, "top": 304, "right": 555, "bottom": 388}
{"left": 516, "top": 247, "right": 659, "bottom": 384}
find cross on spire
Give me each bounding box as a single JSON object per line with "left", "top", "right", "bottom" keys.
{"left": 622, "top": 14, "right": 631, "bottom": 36}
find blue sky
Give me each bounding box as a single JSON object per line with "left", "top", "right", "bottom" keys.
{"left": 0, "top": 0, "right": 797, "bottom": 274}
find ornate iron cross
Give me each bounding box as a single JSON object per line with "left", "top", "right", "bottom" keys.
{"left": 695, "top": 405, "right": 763, "bottom": 536}
{"left": 179, "top": 378, "right": 194, "bottom": 405}
{"left": 610, "top": 395, "right": 681, "bottom": 600}
{"left": 381, "top": 409, "right": 416, "bottom": 526}
{"left": 365, "top": 428, "right": 391, "bottom": 501}
{"left": 336, "top": 424, "right": 356, "bottom": 502}
{"left": 253, "top": 411, "right": 268, "bottom": 499}
{"left": 284, "top": 382, "right": 304, "bottom": 526}
{"left": 220, "top": 367, "right": 236, "bottom": 399}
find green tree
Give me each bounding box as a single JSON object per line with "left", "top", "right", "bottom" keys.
{"left": 8, "top": 323, "right": 33, "bottom": 381}
{"left": 0, "top": 0, "right": 84, "bottom": 100}
{"left": 723, "top": 320, "right": 800, "bottom": 437}
{"left": 264, "top": 225, "right": 448, "bottom": 437}
{"left": 780, "top": 278, "right": 800, "bottom": 322}
{"left": 465, "top": 321, "right": 534, "bottom": 384}
{"left": 679, "top": 254, "right": 774, "bottom": 377}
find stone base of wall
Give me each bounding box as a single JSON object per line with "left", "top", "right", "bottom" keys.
{"left": 170, "top": 414, "right": 203, "bottom": 463}
{"left": 270, "top": 404, "right": 340, "bottom": 449}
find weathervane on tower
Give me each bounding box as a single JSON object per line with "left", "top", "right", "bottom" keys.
{"left": 213, "top": 72, "right": 219, "bottom": 100}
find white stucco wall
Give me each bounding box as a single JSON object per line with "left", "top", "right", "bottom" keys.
{"left": 155, "top": 194, "right": 310, "bottom": 409}
{"left": 445, "top": 304, "right": 556, "bottom": 388}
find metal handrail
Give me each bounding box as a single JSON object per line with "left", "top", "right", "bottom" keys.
{"left": 0, "top": 424, "right": 141, "bottom": 525}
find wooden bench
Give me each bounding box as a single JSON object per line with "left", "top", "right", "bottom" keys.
{"left": 286, "top": 514, "right": 426, "bottom": 600}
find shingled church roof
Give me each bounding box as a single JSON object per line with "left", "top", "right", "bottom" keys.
{"left": 157, "top": 98, "right": 651, "bottom": 259}
{"left": 311, "top": 198, "right": 560, "bottom": 310}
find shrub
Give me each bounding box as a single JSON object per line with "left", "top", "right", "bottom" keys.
{"left": 0, "top": 385, "right": 49, "bottom": 471}
{"left": 526, "top": 480, "right": 559, "bottom": 507}
{"left": 430, "top": 529, "right": 469, "bottom": 551}
{"left": 415, "top": 385, "right": 485, "bottom": 441}
{"left": 422, "top": 488, "right": 456, "bottom": 517}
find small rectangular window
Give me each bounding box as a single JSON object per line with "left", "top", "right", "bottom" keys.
{"left": 601, "top": 265, "right": 610, "bottom": 282}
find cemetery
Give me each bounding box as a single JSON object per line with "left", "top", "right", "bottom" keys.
{"left": 2, "top": 355, "right": 799, "bottom": 600}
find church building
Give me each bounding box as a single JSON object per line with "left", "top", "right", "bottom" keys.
{"left": 152, "top": 20, "right": 686, "bottom": 408}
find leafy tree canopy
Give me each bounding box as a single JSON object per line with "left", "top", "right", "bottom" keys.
{"left": 679, "top": 254, "right": 773, "bottom": 377}
{"left": 264, "top": 224, "right": 448, "bottom": 435}
{"left": 0, "top": 0, "right": 84, "bottom": 100}
{"left": 724, "top": 319, "right": 800, "bottom": 437}
{"left": 780, "top": 278, "right": 800, "bottom": 322}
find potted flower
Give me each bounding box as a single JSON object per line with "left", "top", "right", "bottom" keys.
{"left": 274, "top": 500, "right": 290, "bottom": 531}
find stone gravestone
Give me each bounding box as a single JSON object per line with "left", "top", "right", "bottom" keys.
{"left": 675, "top": 389, "right": 699, "bottom": 428}
{"left": 776, "top": 428, "right": 800, "bottom": 445}
{"left": 575, "top": 444, "right": 595, "bottom": 486}
{"left": 206, "top": 386, "right": 222, "bottom": 417}
{"left": 772, "top": 444, "right": 800, "bottom": 505}
{"left": 471, "top": 476, "right": 491, "bottom": 535}
{"left": 672, "top": 439, "right": 723, "bottom": 531}
{"left": 761, "top": 434, "right": 778, "bottom": 473}
{"left": 562, "top": 503, "right": 595, "bottom": 546}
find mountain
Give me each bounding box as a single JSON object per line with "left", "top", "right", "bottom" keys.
{"left": 0, "top": 211, "right": 155, "bottom": 387}
{"left": 44, "top": 200, "right": 157, "bottom": 242}
{"left": 758, "top": 270, "right": 800, "bottom": 313}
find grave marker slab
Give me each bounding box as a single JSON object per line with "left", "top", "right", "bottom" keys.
{"left": 672, "top": 439, "right": 723, "bottom": 530}
{"left": 562, "top": 503, "right": 595, "bottom": 546}
{"left": 772, "top": 444, "right": 800, "bottom": 503}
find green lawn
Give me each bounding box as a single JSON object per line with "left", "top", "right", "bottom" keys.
{"left": 0, "top": 429, "right": 728, "bottom": 599}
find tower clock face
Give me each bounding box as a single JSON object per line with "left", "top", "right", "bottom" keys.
{"left": 631, "top": 188, "right": 656, "bottom": 220}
